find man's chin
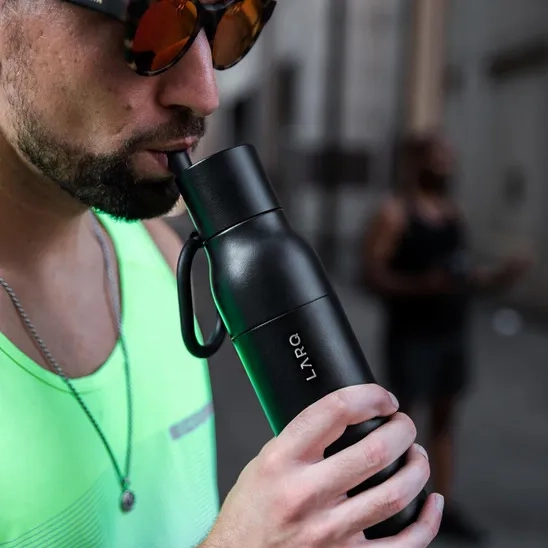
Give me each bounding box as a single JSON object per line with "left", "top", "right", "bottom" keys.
{"left": 117, "top": 180, "right": 182, "bottom": 221}
{"left": 72, "top": 178, "right": 182, "bottom": 221}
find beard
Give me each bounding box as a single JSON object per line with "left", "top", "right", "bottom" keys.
{"left": 13, "top": 104, "right": 205, "bottom": 221}
{"left": 0, "top": 11, "right": 206, "bottom": 222}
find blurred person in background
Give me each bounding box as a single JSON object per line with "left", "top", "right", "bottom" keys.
{"left": 364, "top": 134, "right": 530, "bottom": 544}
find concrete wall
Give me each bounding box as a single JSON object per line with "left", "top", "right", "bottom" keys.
{"left": 191, "top": 0, "right": 548, "bottom": 308}
{"left": 444, "top": 0, "right": 548, "bottom": 310}
{"left": 405, "top": 0, "right": 449, "bottom": 133}
{"left": 197, "top": 0, "right": 408, "bottom": 283}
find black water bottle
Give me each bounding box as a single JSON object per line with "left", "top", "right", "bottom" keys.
{"left": 169, "top": 145, "right": 426, "bottom": 540}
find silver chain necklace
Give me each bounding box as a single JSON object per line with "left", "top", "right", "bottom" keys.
{"left": 0, "top": 214, "right": 135, "bottom": 512}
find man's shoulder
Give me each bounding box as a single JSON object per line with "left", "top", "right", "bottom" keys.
{"left": 142, "top": 218, "right": 184, "bottom": 275}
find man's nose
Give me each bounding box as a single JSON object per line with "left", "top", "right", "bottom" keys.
{"left": 156, "top": 31, "right": 220, "bottom": 117}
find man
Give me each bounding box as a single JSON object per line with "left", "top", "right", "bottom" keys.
{"left": 365, "top": 134, "right": 529, "bottom": 544}
{"left": 0, "top": 2, "right": 443, "bottom": 546}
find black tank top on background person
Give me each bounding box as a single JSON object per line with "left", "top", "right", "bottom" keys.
{"left": 385, "top": 201, "right": 470, "bottom": 335}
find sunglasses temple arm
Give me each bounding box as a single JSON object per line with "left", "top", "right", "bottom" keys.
{"left": 263, "top": 0, "right": 277, "bottom": 24}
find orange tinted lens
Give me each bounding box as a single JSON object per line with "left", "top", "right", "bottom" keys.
{"left": 132, "top": 0, "right": 198, "bottom": 72}
{"left": 213, "top": 0, "right": 262, "bottom": 68}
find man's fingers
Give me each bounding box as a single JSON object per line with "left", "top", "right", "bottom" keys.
{"left": 365, "top": 493, "right": 444, "bottom": 547}
{"left": 277, "top": 385, "right": 400, "bottom": 461}
{"left": 330, "top": 443, "right": 431, "bottom": 535}
{"left": 310, "top": 412, "right": 417, "bottom": 497}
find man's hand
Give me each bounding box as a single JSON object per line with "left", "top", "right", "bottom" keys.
{"left": 498, "top": 255, "right": 534, "bottom": 282}
{"left": 473, "top": 253, "right": 534, "bottom": 292}
{"left": 203, "top": 385, "right": 443, "bottom": 547}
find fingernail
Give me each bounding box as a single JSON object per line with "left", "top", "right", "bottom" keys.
{"left": 415, "top": 444, "right": 429, "bottom": 460}
{"left": 388, "top": 392, "right": 399, "bottom": 408}
{"left": 435, "top": 494, "right": 445, "bottom": 513}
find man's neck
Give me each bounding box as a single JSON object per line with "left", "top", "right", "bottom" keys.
{"left": 0, "top": 139, "right": 123, "bottom": 378}
{"left": 0, "top": 139, "right": 93, "bottom": 276}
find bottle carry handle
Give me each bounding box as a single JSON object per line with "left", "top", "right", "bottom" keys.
{"left": 177, "top": 231, "right": 226, "bottom": 358}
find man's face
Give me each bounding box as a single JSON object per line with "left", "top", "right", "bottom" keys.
{"left": 0, "top": 1, "right": 219, "bottom": 220}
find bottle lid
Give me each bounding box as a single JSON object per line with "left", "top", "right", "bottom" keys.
{"left": 169, "top": 144, "right": 281, "bottom": 240}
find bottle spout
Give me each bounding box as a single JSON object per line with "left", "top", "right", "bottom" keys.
{"left": 166, "top": 144, "right": 281, "bottom": 241}
{"left": 168, "top": 150, "right": 193, "bottom": 196}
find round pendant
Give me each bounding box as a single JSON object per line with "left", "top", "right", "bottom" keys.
{"left": 120, "top": 489, "right": 136, "bottom": 512}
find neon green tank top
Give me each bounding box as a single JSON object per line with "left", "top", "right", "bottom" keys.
{"left": 0, "top": 214, "right": 219, "bottom": 547}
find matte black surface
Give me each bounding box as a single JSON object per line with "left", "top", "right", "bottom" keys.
{"left": 170, "top": 145, "right": 281, "bottom": 241}
{"left": 170, "top": 144, "right": 425, "bottom": 538}
{"left": 233, "top": 296, "right": 376, "bottom": 433}
{"left": 234, "top": 296, "right": 424, "bottom": 539}
{"left": 207, "top": 211, "right": 330, "bottom": 338}
{"left": 177, "top": 232, "right": 226, "bottom": 358}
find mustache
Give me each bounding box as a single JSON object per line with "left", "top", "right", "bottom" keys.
{"left": 123, "top": 108, "right": 206, "bottom": 153}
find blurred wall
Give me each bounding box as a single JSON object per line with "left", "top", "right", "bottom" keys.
{"left": 195, "top": 0, "right": 548, "bottom": 311}
{"left": 444, "top": 0, "right": 548, "bottom": 312}
{"left": 197, "top": 0, "right": 409, "bottom": 283}
{"left": 405, "top": 0, "right": 449, "bottom": 133}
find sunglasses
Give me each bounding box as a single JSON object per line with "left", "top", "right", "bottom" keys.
{"left": 64, "top": 0, "right": 277, "bottom": 76}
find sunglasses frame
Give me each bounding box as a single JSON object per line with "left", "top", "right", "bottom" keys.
{"left": 64, "top": 0, "right": 277, "bottom": 76}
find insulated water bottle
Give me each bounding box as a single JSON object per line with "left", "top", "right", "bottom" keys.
{"left": 169, "top": 145, "right": 426, "bottom": 539}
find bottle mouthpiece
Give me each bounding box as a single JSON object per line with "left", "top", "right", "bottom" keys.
{"left": 168, "top": 145, "right": 281, "bottom": 241}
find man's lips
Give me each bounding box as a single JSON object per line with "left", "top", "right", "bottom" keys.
{"left": 146, "top": 137, "right": 198, "bottom": 154}
{"left": 147, "top": 151, "right": 170, "bottom": 169}
{"left": 141, "top": 138, "right": 198, "bottom": 171}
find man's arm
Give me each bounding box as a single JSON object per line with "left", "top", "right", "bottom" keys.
{"left": 364, "top": 197, "right": 452, "bottom": 296}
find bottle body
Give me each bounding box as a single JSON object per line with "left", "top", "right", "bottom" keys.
{"left": 204, "top": 209, "right": 426, "bottom": 539}
{"left": 233, "top": 295, "right": 374, "bottom": 433}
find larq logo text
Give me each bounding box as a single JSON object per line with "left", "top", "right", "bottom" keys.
{"left": 289, "top": 333, "right": 317, "bottom": 382}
